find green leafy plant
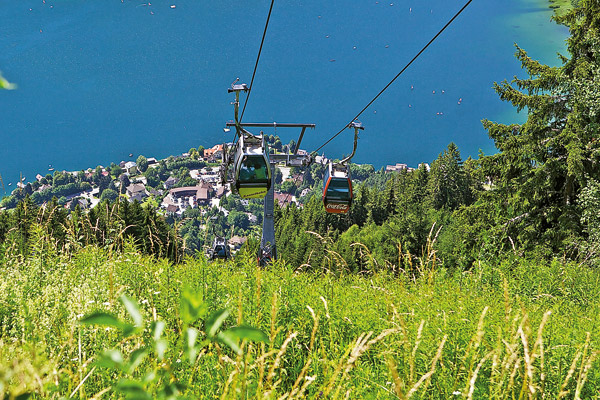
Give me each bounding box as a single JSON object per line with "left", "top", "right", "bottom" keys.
{"left": 79, "top": 291, "right": 268, "bottom": 399}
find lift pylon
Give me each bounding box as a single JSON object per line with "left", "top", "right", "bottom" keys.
{"left": 222, "top": 81, "right": 315, "bottom": 265}
{"left": 226, "top": 122, "right": 315, "bottom": 266}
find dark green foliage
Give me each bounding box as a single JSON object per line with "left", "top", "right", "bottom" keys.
{"left": 171, "top": 167, "right": 197, "bottom": 188}
{"left": 100, "top": 188, "right": 118, "bottom": 202}
{"left": 165, "top": 158, "right": 206, "bottom": 172}
{"left": 280, "top": 180, "right": 296, "bottom": 195}
{"left": 176, "top": 196, "right": 264, "bottom": 253}
{"left": 227, "top": 211, "right": 249, "bottom": 231}
{"left": 35, "top": 181, "right": 92, "bottom": 204}
{"left": 52, "top": 170, "right": 73, "bottom": 186}
{"left": 0, "top": 196, "right": 179, "bottom": 261}
{"left": 136, "top": 155, "right": 149, "bottom": 173}
{"left": 110, "top": 162, "right": 123, "bottom": 178}
{"left": 274, "top": 167, "right": 283, "bottom": 184}
{"left": 2, "top": 169, "right": 94, "bottom": 208}
{"left": 427, "top": 143, "right": 476, "bottom": 210}
{"left": 277, "top": 161, "right": 438, "bottom": 271}
{"left": 349, "top": 163, "right": 375, "bottom": 181}
{"left": 0, "top": 196, "right": 67, "bottom": 256}
{"left": 143, "top": 167, "right": 161, "bottom": 188}
{"left": 477, "top": 0, "right": 600, "bottom": 253}
{"left": 119, "top": 174, "right": 131, "bottom": 193}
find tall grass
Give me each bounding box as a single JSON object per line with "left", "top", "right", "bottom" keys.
{"left": 1, "top": 236, "right": 599, "bottom": 398}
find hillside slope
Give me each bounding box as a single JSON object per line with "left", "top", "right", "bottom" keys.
{"left": 1, "top": 243, "right": 599, "bottom": 398}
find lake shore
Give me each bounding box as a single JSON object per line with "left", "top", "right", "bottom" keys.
{"left": 544, "top": 0, "right": 573, "bottom": 14}
{"left": 0, "top": 0, "right": 571, "bottom": 188}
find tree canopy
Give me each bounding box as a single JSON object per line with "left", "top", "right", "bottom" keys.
{"left": 479, "top": 0, "right": 600, "bottom": 253}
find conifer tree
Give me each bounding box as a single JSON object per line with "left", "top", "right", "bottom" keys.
{"left": 427, "top": 143, "right": 470, "bottom": 210}
{"left": 480, "top": 0, "right": 600, "bottom": 251}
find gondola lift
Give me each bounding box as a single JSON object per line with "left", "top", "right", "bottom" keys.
{"left": 205, "top": 216, "right": 231, "bottom": 260}
{"left": 322, "top": 121, "right": 364, "bottom": 214}
{"left": 258, "top": 241, "right": 273, "bottom": 267}
{"left": 232, "top": 132, "right": 272, "bottom": 199}
{"left": 220, "top": 79, "right": 315, "bottom": 266}
{"left": 220, "top": 80, "right": 272, "bottom": 199}
{"left": 209, "top": 236, "right": 231, "bottom": 260}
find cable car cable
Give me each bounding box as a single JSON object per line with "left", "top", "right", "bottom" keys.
{"left": 240, "top": 0, "right": 276, "bottom": 123}
{"left": 313, "top": 0, "right": 473, "bottom": 154}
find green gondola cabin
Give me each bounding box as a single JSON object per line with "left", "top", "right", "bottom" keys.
{"left": 232, "top": 133, "right": 272, "bottom": 199}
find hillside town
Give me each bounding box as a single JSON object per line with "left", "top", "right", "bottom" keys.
{"left": 1, "top": 143, "right": 285, "bottom": 213}
{"left": 0, "top": 138, "right": 422, "bottom": 256}
{"left": 1, "top": 139, "right": 417, "bottom": 217}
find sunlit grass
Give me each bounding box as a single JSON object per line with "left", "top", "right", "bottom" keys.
{"left": 1, "top": 236, "right": 599, "bottom": 398}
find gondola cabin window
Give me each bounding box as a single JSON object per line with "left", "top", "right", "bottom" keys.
{"left": 240, "top": 155, "right": 268, "bottom": 182}
{"left": 235, "top": 153, "right": 271, "bottom": 199}
{"left": 325, "top": 177, "right": 351, "bottom": 200}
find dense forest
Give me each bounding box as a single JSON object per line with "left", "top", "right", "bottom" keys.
{"left": 275, "top": 144, "right": 481, "bottom": 271}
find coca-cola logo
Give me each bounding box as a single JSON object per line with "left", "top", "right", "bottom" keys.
{"left": 326, "top": 204, "right": 349, "bottom": 210}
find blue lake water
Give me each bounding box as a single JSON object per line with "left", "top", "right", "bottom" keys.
{"left": 0, "top": 0, "right": 568, "bottom": 192}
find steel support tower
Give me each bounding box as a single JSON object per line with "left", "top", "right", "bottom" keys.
{"left": 225, "top": 121, "right": 314, "bottom": 265}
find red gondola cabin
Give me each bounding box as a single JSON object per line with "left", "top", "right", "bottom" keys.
{"left": 322, "top": 163, "right": 353, "bottom": 214}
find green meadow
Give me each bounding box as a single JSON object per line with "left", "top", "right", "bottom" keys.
{"left": 1, "top": 239, "right": 599, "bottom": 399}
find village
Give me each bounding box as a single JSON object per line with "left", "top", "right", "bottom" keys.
{"left": 1, "top": 141, "right": 419, "bottom": 227}
{"left": 2, "top": 144, "right": 290, "bottom": 212}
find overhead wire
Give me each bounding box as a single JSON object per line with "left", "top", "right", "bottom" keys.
{"left": 313, "top": 0, "right": 474, "bottom": 154}
{"left": 240, "top": 0, "right": 276, "bottom": 123}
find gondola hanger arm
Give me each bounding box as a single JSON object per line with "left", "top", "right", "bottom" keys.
{"left": 340, "top": 120, "right": 364, "bottom": 165}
